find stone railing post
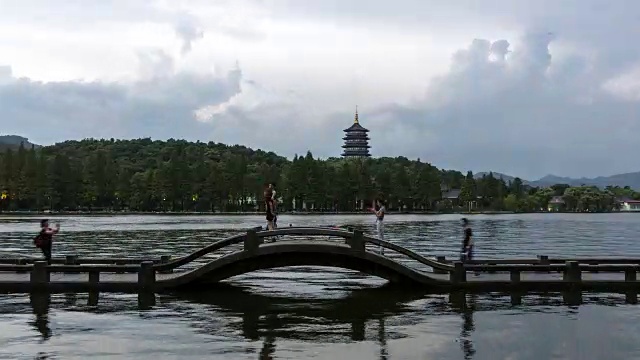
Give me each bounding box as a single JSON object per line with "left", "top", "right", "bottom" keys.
{"left": 450, "top": 261, "right": 466, "bottom": 284}
{"left": 510, "top": 270, "right": 521, "bottom": 284}
{"left": 244, "top": 229, "right": 260, "bottom": 253}
{"left": 434, "top": 256, "right": 447, "bottom": 274}
{"left": 138, "top": 261, "right": 156, "bottom": 293}
{"left": 537, "top": 255, "right": 550, "bottom": 272}
{"left": 17, "top": 258, "right": 28, "bottom": 273}
{"left": 625, "top": 266, "right": 637, "bottom": 282}
{"left": 349, "top": 230, "right": 365, "bottom": 252}
{"left": 65, "top": 254, "right": 77, "bottom": 274}
{"left": 30, "top": 261, "right": 49, "bottom": 290}
{"left": 563, "top": 261, "right": 581, "bottom": 283}
{"left": 65, "top": 254, "right": 77, "bottom": 265}
{"left": 159, "top": 255, "right": 172, "bottom": 274}
{"left": 537, "top": 255, "right": 549, "bottom": 265}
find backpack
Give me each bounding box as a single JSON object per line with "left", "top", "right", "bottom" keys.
{"left": 33, "top": 233, "right": 43, "bottom": 248}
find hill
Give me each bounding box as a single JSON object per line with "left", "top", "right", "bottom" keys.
{"left": 474, "top": 170, "right": 640, "bottom": 190}
{"left": 0, "top": 135, "right": 39, "bottom": 151}
{"left": 531, "top": 173, "right": 640, "bottom": 190}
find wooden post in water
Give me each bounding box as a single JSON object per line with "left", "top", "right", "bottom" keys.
{"left": 137, "top": 261, "right": 156, "bottom": 293}
{"left": 88, "top": 291, "right": 99, "bottom": 307}
{"left": 451, "top": 261, "right": 466, "bottom": 284}
{"left": 434, "top": 256, "right": 447, "bottom": 274}
{"left": 244, "top": 229, "right": 260, "bottom": 253}
{"left": 625, "top": 266, "right": 638, "bottom": 304}
{"left": 349, "top": 230, "right": 365, "bottom": 252}
{"left": 88, "top": 270, "right": 100, "bottom": 305}
{"left": 159, "top": 255, "right": 172, "bottom": 274}
{"left": 30, "top": 261, "right": 49, "bottom": 290}
{"left": 510, "top": 292, "right": 522, "bottom": 306}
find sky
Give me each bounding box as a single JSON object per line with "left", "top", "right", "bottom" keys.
{"left": 1, "top": 0, "right": 640, "bottom": 180}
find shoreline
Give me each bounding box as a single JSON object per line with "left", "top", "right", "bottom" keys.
{"left": 0, "top": 210, "right": 634, "bottom": 216}
{"left": 0, "top": 210, "right": 512, "bottom": 216}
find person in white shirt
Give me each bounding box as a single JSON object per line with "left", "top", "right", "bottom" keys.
{"left": 373, "top": 199, "right": 386, "bottom": 254}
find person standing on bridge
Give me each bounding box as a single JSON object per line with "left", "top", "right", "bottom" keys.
{"left": 35, "top": 219, "right": 60, "bottom": 264}
{"left": 269, "top": 182, "right": 278, "bottom": 229}
{"left": 373, "top": 199, "right": 386, "bottom": 255}
{"left": 264, "top": 185, "right": 275, "bottom": 231}
{"left": 460, "top": 218, "right": 473, "bottom": 262}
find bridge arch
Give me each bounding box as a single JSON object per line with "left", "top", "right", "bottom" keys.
{"left": 160, "top": 242, "right": 445, "bottom": 290}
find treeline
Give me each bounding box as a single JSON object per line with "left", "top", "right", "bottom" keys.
{"left": 0, "top": 138, "right": 637, "bottom": 213}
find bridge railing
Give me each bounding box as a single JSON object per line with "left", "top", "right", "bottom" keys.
{"left": 0, "top": 226, "right": 639, "bottom": 281}
{"left": 250, "top": 227, "right": 455, "bottom": 274}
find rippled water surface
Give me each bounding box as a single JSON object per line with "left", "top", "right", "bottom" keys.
{"left": 1, "top": 213, "right": 639, "bottom": 359}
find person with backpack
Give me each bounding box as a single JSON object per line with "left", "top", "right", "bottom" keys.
{"left": 34, "top": 219, "right": 60, "bottom": 264}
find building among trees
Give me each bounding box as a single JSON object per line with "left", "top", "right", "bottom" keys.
{"left": 341, "top": 108, "right": 371, "bottom": 158}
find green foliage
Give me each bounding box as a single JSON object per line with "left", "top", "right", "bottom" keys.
{"left": 504, "top": 194, "right": 518, "bottom": 212}
{"left": 0, "top": 138, "right": 633, "bottom": 213}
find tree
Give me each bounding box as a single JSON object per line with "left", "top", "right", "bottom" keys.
{"left": 504, "top": 194, "right": 518, "bottom": 212}
{"left": 0, "top": 137, "right": 630, "bottom": 213}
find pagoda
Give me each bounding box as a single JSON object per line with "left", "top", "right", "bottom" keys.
{"left": 341, "top": 107, "right": 371, "bottom": 158}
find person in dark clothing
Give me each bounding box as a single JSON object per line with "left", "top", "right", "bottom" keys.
{"left": 264, "top": 186, "right": 275, "bottom": 231}
{"left": 37, "top": 219, "right": 59, "bottom": 264}
{"left": 269, "top": 182, "right": 278, "bottom": 228}
{"left": 460, "top": 218, "right": 473, "bottom": 262}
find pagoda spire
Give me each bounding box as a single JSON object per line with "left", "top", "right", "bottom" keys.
{"left": 354, "top": 105, "right": 359, "bottom": 124}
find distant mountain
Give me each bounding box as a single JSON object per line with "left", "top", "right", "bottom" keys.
{"left": 0, "top": 135, "right": 39, "bottom": 151}
{"left": 475, "top": 170, "right": 640, "bottom": 190}
{"left": 531, "top": 172, "right": 640, "bottom": 190}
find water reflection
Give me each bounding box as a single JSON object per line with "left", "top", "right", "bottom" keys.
{"left": 172, "top": 284, "right": 426, "bottom": 345}
{"left": 18, "top": 288, "right": 640, "bottom": 359}
{"left": 29, "top": 292, "right": 52, "bottom": 340}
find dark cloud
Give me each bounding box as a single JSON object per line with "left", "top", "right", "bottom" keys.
{"left": 358, "top": 33, "right": 640, "bottom": 179}
{"left": 0, "top": 51, "right": 243, "bottom": 144}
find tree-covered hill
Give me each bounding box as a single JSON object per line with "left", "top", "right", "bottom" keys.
{"left": 0, "top": 138, "right": 635, "bottom": 213}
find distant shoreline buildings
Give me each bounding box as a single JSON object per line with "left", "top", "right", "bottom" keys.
{"left": 340, "top": 107, "right": 371, "bottom": 158}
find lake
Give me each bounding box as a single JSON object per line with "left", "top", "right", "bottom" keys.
{"left": 0, "top": 213, "right": 639, "bottom": 359}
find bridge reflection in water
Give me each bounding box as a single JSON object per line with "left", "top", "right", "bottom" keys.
{"left": 24, "top": 286, "right": 640, "bottom": 360}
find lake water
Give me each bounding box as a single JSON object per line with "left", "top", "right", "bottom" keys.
{"left": 0, "top": 213, "right": 639, "bottom": 359}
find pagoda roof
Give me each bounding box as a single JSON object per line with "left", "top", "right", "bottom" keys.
{"left": 341, "top": 152, "right": 371, "bottom": 157}
{"left": 343, "top": 122, "right": 369, "bottom": 132}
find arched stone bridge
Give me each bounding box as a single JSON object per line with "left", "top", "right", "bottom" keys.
{"left": 158, "top": 227, "right": 452, "bottom": 289}
{"left": 0, "top": 226, "right": 639, "bottom": 295}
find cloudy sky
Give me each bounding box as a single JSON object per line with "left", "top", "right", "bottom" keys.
{"left": 1, "top": 0, "right": 639, "bottom": 179}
